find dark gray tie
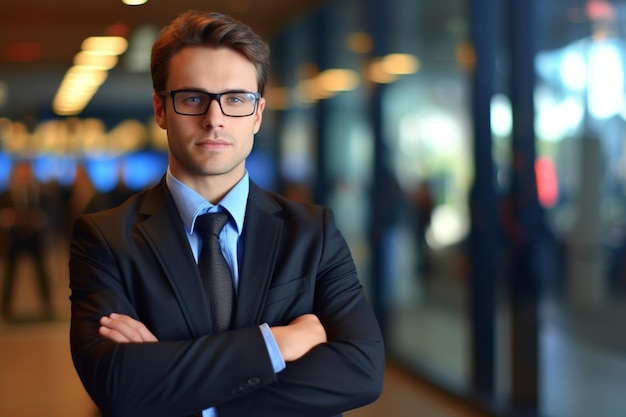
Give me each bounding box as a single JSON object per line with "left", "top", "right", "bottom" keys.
{"left": 195, "top": 212, "right": 234, "bottom": 331}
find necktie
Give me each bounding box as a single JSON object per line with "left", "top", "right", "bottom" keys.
{"left": 195, "top": 212, "right": 234, "bottom": 331}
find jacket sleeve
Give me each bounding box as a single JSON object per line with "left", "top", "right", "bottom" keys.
{"left": 69, "top": 213, "right": 278, "bottom": 417}
{"left": 219, "top": 207, "right": 385, "bottom": 417}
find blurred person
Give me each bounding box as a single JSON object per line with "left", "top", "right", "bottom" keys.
{"left": 0, "top": 161, "right": 53, "bottom": 318}
{"left": 69, "top": 10, "right": 384, "bottom": 417}
{"left": 84, "top": 166, "right": 135, "bottom": 214}
{"left": 68, "top": 164, "right": 97, "bottom": 220}
{"left": 411, "top": 180, "right": 434, "bottom": 277}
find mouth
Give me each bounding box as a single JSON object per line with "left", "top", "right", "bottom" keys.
{"left": 197, "top": 138, "right": 230, "bottom": 148}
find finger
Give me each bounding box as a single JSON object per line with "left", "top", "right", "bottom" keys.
{"left": 99, "top": 325, "right": 131, "bottom": 343}
{"left": 136, "top": 325, "right": 158, "bottom": 342}
{"left": 100, "top": 314, "right": 144, "bottom": 342}
{"left": 111, "top": 314, "right": 158, "bottom": 342}
{"left": 110, "top": 314, "right": 148, "bottom": 341}
{"left": 101, "top": 314, "right": 158, "bottom": 343}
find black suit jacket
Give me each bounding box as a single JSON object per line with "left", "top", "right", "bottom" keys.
{"left": 69, "top": 177, "right": 385, "bottom": 417}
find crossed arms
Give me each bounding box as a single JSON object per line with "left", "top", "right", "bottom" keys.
{"left": 99, "top": 312, "right": 327, "bottom": 362}
{"left": 69, "top": 203, "right": 384, "bottom": 417}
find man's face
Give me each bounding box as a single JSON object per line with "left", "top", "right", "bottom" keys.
{"left": 153, "top": 46, "right": 264, "bottom": 189}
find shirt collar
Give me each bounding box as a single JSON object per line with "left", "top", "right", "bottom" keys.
{"left": 166, "top": 168, "right": 249, "bottom": 236}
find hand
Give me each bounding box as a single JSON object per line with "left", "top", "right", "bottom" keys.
{"left": 270, "top": 314, "right": 327, "bottom": 362}
{"left": 99, "top": 313, "right": 158, "bottom": 343}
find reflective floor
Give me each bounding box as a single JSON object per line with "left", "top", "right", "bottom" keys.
{"left": 385, "top": 237, "right": 626, "bottom": 417}
{"left": 4, "top": 235, "right": 626, "bottom": 417}
{"left": 0, "top": 319, "right": 486, "bottom": 417}
{"left": 0, "top": 246, "right": 485, "bottom": 417}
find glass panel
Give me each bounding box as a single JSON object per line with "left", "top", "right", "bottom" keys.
{"left": 536, "top": 1, "right": 626, "bottom": 416}
{"left": 383, "top": 0, "right": 473, "bottom": 390}
{"left": 272, "top": 0, "right": 374, "bottom": 292}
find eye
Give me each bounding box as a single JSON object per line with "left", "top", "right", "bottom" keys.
{"left": 176, "top": 91, "right": 209, "bottom": 107}
{"left": 182, "top": 94, "right": 205, "bottom": 104}
{"left": 223, "top": 94, "right": 249, "bottom": 105}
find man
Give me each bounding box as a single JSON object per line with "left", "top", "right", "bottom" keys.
{"left": 1, "top": 161, "right": 53, "bottom": 319}
{"left": 69, "top": 10, "right": 384, "bottom": 417}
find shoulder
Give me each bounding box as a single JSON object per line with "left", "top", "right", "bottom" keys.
{"left": 72, "top": 179, "right": 164, "bottom": 237}
{"left": 71, "top": 190, "right": 143, "bottom": 236}
{"left": 247, "top": 184, "right": 346, "bottom": 247}
{"left": 250, "top": 182, "right": 330, "bottom": 221}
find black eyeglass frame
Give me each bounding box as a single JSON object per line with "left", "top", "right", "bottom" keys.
{"left": 158, "top": 89, "right": 262, "bottom": 117}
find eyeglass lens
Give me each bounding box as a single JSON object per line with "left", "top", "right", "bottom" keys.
{"left": 172, "top": 91, "right": 258, "bottom": 116}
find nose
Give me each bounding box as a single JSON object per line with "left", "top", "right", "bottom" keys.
{"left": 202, "top": 97, "right": 224, "bottom": 127}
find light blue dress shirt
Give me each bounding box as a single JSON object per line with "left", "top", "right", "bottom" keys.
{"left": 165, "top": 169, "right": 285, "bottom": 417}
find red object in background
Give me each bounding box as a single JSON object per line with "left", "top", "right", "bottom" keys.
{"left": 535, "top": 156, "right": 559, "bottom": 208}
{"left": 1, "top": 42, "right": 42, "bottom": 62}
{"left": 586, "top": 0, "right": 615, "bottom": 21}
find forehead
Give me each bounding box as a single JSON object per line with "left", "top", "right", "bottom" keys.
{"left": 167, "top": 46, "right": 258, "bottom": 90}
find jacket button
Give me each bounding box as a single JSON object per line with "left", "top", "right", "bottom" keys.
{"left": 247, "top": 377, "right": 260, "bottom": 386}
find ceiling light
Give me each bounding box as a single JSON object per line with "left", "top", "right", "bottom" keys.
{"left": 81, "top": 36, "right": 128, "bottom": 55}
{"left": 122, "top": 0, "right": 148, "bottom": 6}
{"left": 367, "top": 59, "right": 398, "bottom": 84}
{"left": 382, "top": 54, "right": 420, "bottom": 75}
{"left": 63, "top": 66, "right": 108, "bottom": 87}
{"left": 367, "top": 54, "right": 420, "bottom": 83}
{"left": 53, "top": 68, "right": 108, "bottom": 115}
{"left": 73, "top": 51, "right": 119, "bottom": 70}
{"left": 316, "top": 69, "right": 360, "bottom": 92}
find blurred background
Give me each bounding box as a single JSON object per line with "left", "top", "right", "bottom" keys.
{"left": 1, "top": 0, "right": 626, "bottom": 417}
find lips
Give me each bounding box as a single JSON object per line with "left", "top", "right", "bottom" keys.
{"left": 197, "top": 138, "right": 230, "bottom": 147}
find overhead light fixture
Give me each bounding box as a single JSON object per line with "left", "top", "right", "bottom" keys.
{"left": 367, "top": 58, "right": 398, "bottom": 84}
{"left": 122, "top": 0, "right": 148, "bottom": 6}
{"left": 381, "top": 54, "right": 420, "bottom": 75}
{"left": 53, "top": 68, "right": 109, "bottom": 115}
{"left": 73, "top": 51, "right": 119, "bottom": 70}
{"left": 296, "top": 68, "right": 360, "bottom": 103}
{"left": 53, "top": 35, "right": 128, "bottom": 115}
{"left": 367, "top": 53, "right": 420, "bottom": 83}
{"left": 81, "top": 36, "right": 128, "bottom": 55}
{"left": 316, "top": 69, "right": 360, "bottom": 92}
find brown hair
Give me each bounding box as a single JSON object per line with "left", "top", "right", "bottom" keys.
{"left": 151, "top": 10, "right": 270, "bottom": 95}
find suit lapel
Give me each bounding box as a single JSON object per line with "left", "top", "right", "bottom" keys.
{"left": 235, "top": 182, "right": 283, "bottom": 327}
{"left": 137, "top": 178, "right": 213, "bottom": 336}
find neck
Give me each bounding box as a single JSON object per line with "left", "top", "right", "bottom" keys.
{"left": 170, "top": 170, "right": 245, "bottom": 205}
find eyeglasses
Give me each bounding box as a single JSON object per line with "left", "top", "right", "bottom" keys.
{"left": 159, "top": 89, "right": 261, "bottom": 117}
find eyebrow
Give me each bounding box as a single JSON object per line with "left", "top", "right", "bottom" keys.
{"left": 171, "top": 86, "right": 257, "bottom": 94}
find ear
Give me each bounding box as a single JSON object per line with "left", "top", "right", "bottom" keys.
{"left": 253, "top": 97, "right": 265, "bottom": 134}
{"left": 153, "top": 92, "right": 167, "bottom": 129}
